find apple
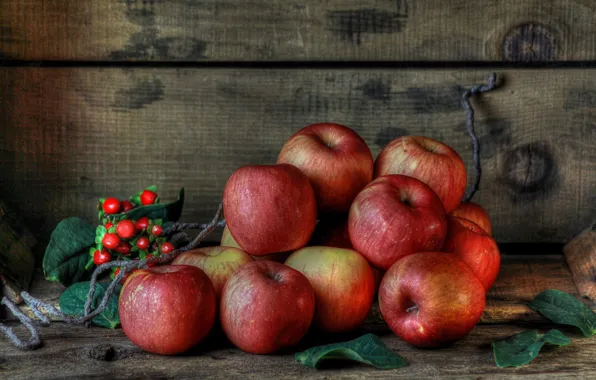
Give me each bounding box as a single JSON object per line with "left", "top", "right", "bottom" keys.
{"left": 171, "top": 246, "right": 253, "bottom": 298}
{"left": 223, "top": 164, "right": 317, "bottom": 256}
{"left": 220, "top": 260, "right": 315, "bottom": 354}
{"left": 221, "top": 225, "right": 291, "bottom": 263}
{"left": 374, "top": 135, "right": 467, "bottom": 213}
{"left": 308, "top": 219, "right": 383, "bottom": 292}
{"left": 277, "top": 123, "right": 373, "bottom": 213}
{"left": 285, "top": 246, "right": 375, "bottom": 332}
{"left": 119, "top": 265, "right": 216, "bottom": 355}
{"left": 442, "top": 216, "right": 501, "bottom": 291}
{"left": 348, "top": 174, "right": 447, "bottom": 271}
{"left": 379, "top": 252, "right": 485, "bottom": 348}
{"left": 220, "top": 225, "right": 241, "bottom": 249}
{"left": 308, "top": 218, "right": 353, "bottom": 249}
{"left": 450, "top": 202, "right": 492, "bottom": 235}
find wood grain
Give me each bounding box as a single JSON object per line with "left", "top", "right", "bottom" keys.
{"left": 2, "top": 68, "right": 596, "bottom": 244}
{"left": 0, "top": 200, "right": 36, "bottom": 303}
{"left": 564, "top": 224, "right": 596, "bottom": 301}
{"left": 2, "top": 0, "right": 596, "bottom": 62}
{"left": 1, "top": 322, "right": 595, "bottom": 379}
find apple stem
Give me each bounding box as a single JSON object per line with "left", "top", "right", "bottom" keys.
{"left": 461, "top": 73, "right": 499, "bottom": 202}
{"left": 0, "top": 203, "right": 225, "bottom": 351}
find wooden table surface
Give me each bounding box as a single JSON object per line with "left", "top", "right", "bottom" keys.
{"left": 1, "top": 321, "right": 595, "bottom": 380}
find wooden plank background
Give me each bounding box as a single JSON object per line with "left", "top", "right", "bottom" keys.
{"left": 2, "top": 0, "right": 596, "bottom": 62}
{"left": 1, "top": 68, "right": 595, "bottom": 244}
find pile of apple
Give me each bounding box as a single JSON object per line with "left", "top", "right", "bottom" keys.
{"left": 118, "top": 123, "right": 500, "bottom": 356}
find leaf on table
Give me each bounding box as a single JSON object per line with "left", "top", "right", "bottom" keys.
{"left": 59, "top": 281, "right": 122, "bottom": 329}
{"left": 529, "top": 289, "right": 596, "bottom": 337}
{"left": 295, "top": 333, "right": 407, "bottom": 370}
{"left": 492, "top": 329, "right": 570, "bottom": 368}
{"left": 42, "top": 217, "right": 96, "bottom": 286}
{"left": 108, "top": 187, "right": 184, "bottom": 223}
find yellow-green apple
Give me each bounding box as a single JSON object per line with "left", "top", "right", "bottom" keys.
{"left": 119, "top": 265, "right": 216, "bottom": 355}
{"left": 374, "top": 136, "right": 467, "bottom": 213}
{"left": 223, "top": 164, "right": 317, "bottom": 256}
{"left": 308, "top": 218, "right": 384, "bottom": 291}
{"left": 220, "top": 225, "right": 241, "bottom": 249}
{"left": 220, "top": 261, "right": 315, "bottom": 354}
{"left": 348, "top": 174, "right": 447, "bottom": 271}
{"left": 277, "top": 123, "right": 373, "bottom": 214}
{"left": 285, "top": 246, "right": 375, "bottom": 332}
{"left": 450, "top": 202, "right": 492, "bottom": 235}
{"left": 379, "top": 252, "right": 485, "bottom": 348}
{"left": 171, "top": 246, "right": 253, "bottom": 298}
{"left": 442, "top": 216, "right": 501, "bottom": 291}
{"left": 221, "top": 225, "right": 290, "bottom": 262}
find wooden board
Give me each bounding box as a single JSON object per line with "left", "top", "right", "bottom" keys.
{"left": 1, "top": 68, "right": 596, "bottom": 243}
{"left": 564, "top": 224, "right": 596, "bottom": 301}
{"left": 2, "top": 0, "right": 596, "bottom": 62}
{"left": 1, "top": 323, "right": 595, "bottom": 379}
{"left": 3, "top": 253, "right": 585, "bottom": 324}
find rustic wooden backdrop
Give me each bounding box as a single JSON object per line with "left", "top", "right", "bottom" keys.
{"left": 1, "top": 0, "right": 596, "bottom": 248}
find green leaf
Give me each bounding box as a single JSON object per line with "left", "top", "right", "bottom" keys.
{"left": 146, "top": 185, "right": 157, "bottom": 193}
{"left": 529, "top": 289, "right": 596, "bottom": 337}
{"left": 295, "top": 333, "right": 407, "bottom": 370}
{"left": 42, "top": 218, "right": 96, "bottom": 286}
{"left": 59, "top": 281, "right": 122, "bottom": 329}
{"left": 492, "top": 329, "right": 570, "bottom": 368}
{"left": 117, "top": 188, "right": 184, "bottom": 222}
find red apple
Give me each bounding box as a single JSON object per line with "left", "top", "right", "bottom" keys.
{"left": 223, "top": 164, "right": 317, "bottom": 256}
{"left": 220, "top": 261, "right": 315, "bottom": 354}
{"left": 379, "top": 252, "right": 485, "bottom": 348}
{"left": 285, "top": 246, "right": 375, "bottom": 332}
{"left": 442, "top": 216, "right": 501, "bottom": 291}
{"left": 220, "top": 225, "right": 241, "bottom": 249}
{"left": 450, "top": 202, "right": 492, "bottom": 235}
{"left": 277, "top": 123, "right": 373, "bottom": 213}
{"left": 119, "top": 265, "right": 216, "bottom": 355}
{"left": 171, "top": 246, "right": 254, "bottom": 298}
{"left": 348, "top": 174, "right": 447, "bottom": 271}
{"left": 374, "top": 136, "right": 467, "bottom": 213}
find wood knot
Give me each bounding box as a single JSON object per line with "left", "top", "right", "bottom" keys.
{"left": 501, "top": 23, "right": 557, "bottom": 62}
{"left": 86, "top": 344, "right": 132, "bottom": 361}
{"left": 501, "top": 141, "right": 559, "bottom": 198}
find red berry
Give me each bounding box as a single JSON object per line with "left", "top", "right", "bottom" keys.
{"left": 145, "top": 254, "right": 157, "bottom": 267}
{"left": 116, "top": 220, "right": 136, "bottom": 239}
{"left": 102, "top": 198, "right": 121, "bottom": 214}
{"left": 161, "top": 242, "right": 174, "bottom": 254}
{"left": 114, "top": 241, "right": 131, "bottom": 255}
{"left": 113, "top": 268, "right": 131, "bottom": 284}
{"left": 121, "top": 200, "right": 134, "bottom": 212}
{"left": 102, "top": 233, "right": 120, "bottom": 250}
{"left": 151, "top": 225, "right": 163, "bottom": 236}
{"left": 105, "top": 222, "right": 114, "bottom": 230}
{"left": 135, "top": 217, "right": 149, "bottom": 233}
{"left": 93, "top": 250, "right": 112, "bottom": 265}
{"left": 137, "top": 236, "right": 149, "bottom": 250}
{"left": 140, "top": 190, "right": 158, "bottom": 206}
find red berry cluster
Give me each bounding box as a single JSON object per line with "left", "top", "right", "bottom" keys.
{"left": 90, "top": 186, "right": 173, "bottom": 284}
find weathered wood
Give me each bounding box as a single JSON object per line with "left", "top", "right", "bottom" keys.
{"left": 1, "top": 0, "right": 596, "bottom": 62}
{"left": 1, "top": 322, "right": 595, "bottom": 379}
{"left": 0, "top": 200, "right": 36, "bottom": 303}
{"left": 2, "top": 68, "right": 596, "bottom": 243}
{"left": 564, "top": 223, "right": 596, "bottom": 301}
